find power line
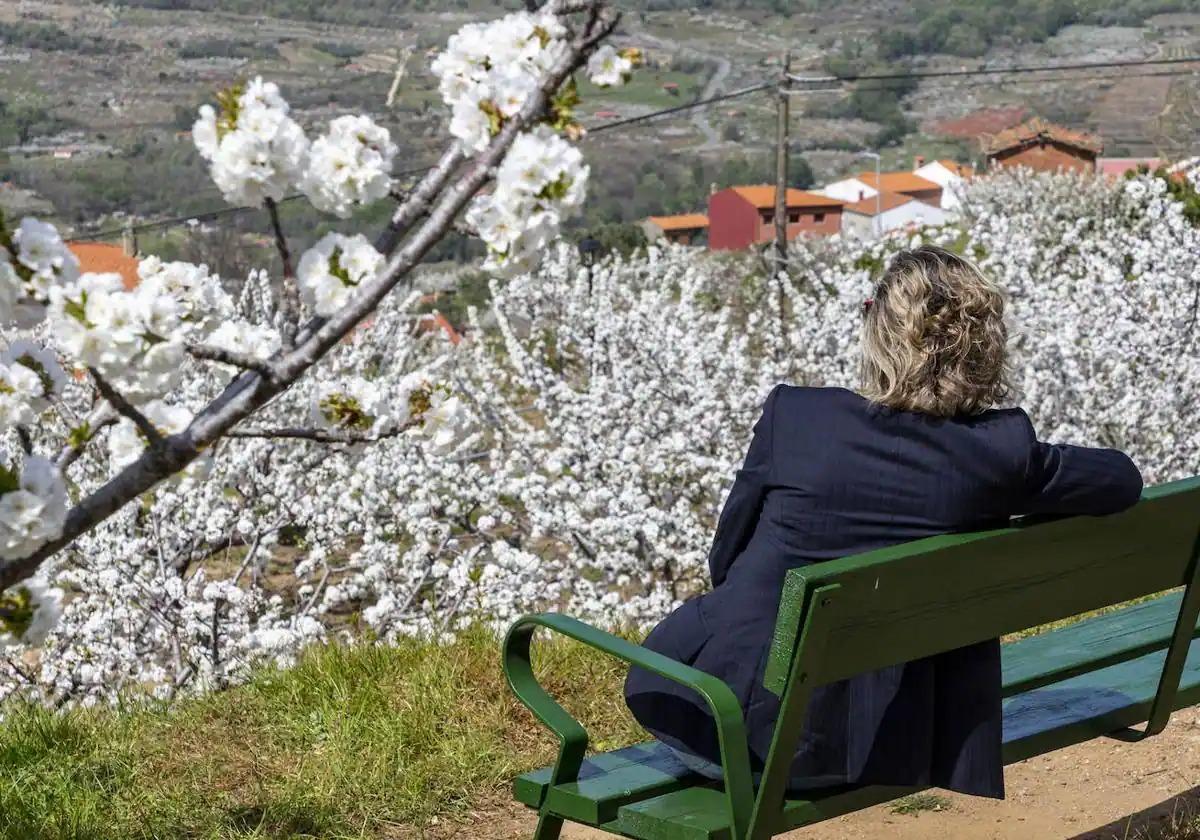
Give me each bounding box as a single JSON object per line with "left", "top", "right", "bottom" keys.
{"left": 814, "top": 54, "right": 1200, "bottom": 84}
{"left": 849, "top": 66, "right": 1200, "bottom": 93}
{"left": 585, "top": 81, "right": 773, "bottom": 134}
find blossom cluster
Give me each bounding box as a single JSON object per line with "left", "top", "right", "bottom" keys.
{"left": 0, "top": 217, "right": 80, "bottom": 328}
{"left": 301, "top": 115, "right": 399, "bottom": 218}
{"left": 50, "top": 258, "right": 235, "bottom": 404}
{"left": 0, "top": 456, "right": 67, "bottom": 561}
{"left": 193, "top": 78, "right": 397, "bottom": 219}
{"left": 296, "top": 233, "right": 385, "bottom": 317}
{"left": 467, "top": 126, "right": 589, "bottom": 275}
{"left": 431, "top": 10, "right": 571, "bottom": 154}
{"left": 192, "top": 78, "right": 310, "bottom": 207}
{"left": 432, "top": 9, "right": 634, "bottom": 275}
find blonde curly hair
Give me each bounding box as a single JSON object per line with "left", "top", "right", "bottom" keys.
{"left": 860, "top": 245, "right": 1011, "bottom": 417}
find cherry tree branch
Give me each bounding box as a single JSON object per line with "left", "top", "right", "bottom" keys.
{"left": 186, "top": 343, "right": 280, "bottom": 381}
{"left": 225, "top": 426, "right": 406, "bottom": 444}
{"left": 88, "top": 368, "right": 163, "bottom": 448}
{"left": 0, "top": 0, "right": 614, "bottom": 593}
{"left": 265, "top": 197, "right": 301, "bottom": 346}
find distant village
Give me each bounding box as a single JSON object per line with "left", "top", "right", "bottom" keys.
{"left": 643, "top": 117, "right": 1167, "bottom": 249}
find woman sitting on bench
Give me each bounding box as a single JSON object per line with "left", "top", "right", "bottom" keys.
{"left": 624, "top": 245, "right": 1144, "bottom": 798}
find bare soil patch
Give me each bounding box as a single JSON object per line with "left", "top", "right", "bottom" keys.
{"left": 932, "top": 107, "right": 1029, "bottom": 140}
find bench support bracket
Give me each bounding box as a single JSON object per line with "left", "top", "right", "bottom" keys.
{"left": 1115, "top": 526, "right": 1200, "bottom": 741}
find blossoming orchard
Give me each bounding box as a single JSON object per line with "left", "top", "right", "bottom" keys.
{"left": 0, "top": 6, "right": 1197, "bottom": 708}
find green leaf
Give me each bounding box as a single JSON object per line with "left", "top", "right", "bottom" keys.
{"left": 67, "top": 423, "right": 92, "bottom": 451}
{"left": 479, "top": 100, "right": 504, "bottom": 137}
{"left": 0, "top": 463, "right": 19, "bottom": 496}
{"left": 329, "top": 248, "right": 357, "bottom": 287}
{"left": 0, "top": 587, "right": 34, "bottom": 639}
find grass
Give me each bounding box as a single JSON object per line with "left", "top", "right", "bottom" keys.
{"left": 889, "top": 792, "right": 952, "bottom": 816}
{"left": 0, "top": 627, "right": 641, "bottom": 839}
{"left": 1127, "top": 798, "right": 1200, "bottom": 840}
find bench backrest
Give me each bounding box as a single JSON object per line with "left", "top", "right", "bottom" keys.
{"left": 765, "top": 476, "right": 1200, "bottom": 694}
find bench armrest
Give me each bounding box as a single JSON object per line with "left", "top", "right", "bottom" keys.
{"left": 503, "top": 612, "right": 755, "bottom": 837}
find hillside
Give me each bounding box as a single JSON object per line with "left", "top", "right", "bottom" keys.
{"left": 0, "top": 0, "right": 1198, "bottom": 246}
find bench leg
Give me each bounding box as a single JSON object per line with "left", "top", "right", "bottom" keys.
{"left": 533, "top": 813, "right": 566, "bottom": 840}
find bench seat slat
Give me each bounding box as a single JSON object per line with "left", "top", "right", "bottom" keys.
{"left": 1001, "top": 590, "right": 1193, "bottom": 697}
{"left": 544, "top": 745, "right": 698, "bottom": 823}
{"left": 514, "top": 742, "right": 699, "bottom": 816}
{"left": 515, "top": 592, "right": 1200, "bottom": 838}
{"left": 1003, "top": 634, "right": 1200, "bottom": 761}
{"left": 611, "top": 787, "right": 734, "bottom": 840}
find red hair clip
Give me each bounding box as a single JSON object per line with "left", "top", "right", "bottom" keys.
{"left": 862, "top": 298, "right": 874, "bottom": 313}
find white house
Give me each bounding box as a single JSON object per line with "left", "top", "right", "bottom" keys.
{"left": 819, "top": 170, "right": 944, "bottom": 208}
{"left": 819, "top": 175, "right": 877, "bottom": 205}
{"left": 841, "top": 190, "right": 950, "bottom": 239}
{"left": 912, "top": 158, "right": 974, "bottom": 211}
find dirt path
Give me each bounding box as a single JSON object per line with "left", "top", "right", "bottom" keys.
{"left": 625, "top": 25, "right": 731, "bottom": 149}
{"left": 482, "top": 707, "right": 1200, "bottom": 840}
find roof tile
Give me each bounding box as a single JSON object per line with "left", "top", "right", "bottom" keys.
{"left": 843, "top": 190, "right": 915, "bottom": 215}
{"left": 855, "top": 171, "right": 942, "bottom": 193}
{"left": 67, "top": 242, "right": 140, "bottom": 290}
{"left": 646, "top": 213, "right": 709, "bottom": 230}
{"left": 981, "top": 117, "right": 1103, "bottom": 156}
{"left": 729, "top": 185, "right": 845, "bottom": 209}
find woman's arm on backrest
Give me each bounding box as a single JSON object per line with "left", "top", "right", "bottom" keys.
{"left": 1016, "top": 411, "right": 1144, "bottom": 517}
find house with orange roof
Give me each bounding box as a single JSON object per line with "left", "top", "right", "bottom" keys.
{"left": 707, "top": 186, "right": 845, "bottom": 250}
{"left": 641, "top": 213, "right": 708, "bottom": 246}
{"left": 913, "top": 157, "right": 975, "bottom": 211}
{"left": 66, "top": 241, "right": 140, "bottom": 290}
{"left": 981, "top": 117, "right": 1102, "bottom": 174}
{"left": 818, "top": 170, "right": 944, "bottom": 209}
{"left": 841, "top": 190, "right": 950, "bottom": 240}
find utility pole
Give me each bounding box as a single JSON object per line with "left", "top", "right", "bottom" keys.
{"left": 122, "top": 218, "right": 138, "bottom": 258}
{"left": 773, "top": 50, "right": 791, "bottom": 278}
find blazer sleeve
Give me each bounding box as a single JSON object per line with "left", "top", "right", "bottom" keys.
{"left": 1015, "top": 411, "right": 1144, "bottom": 517}
{"left": 707, "top": 385, "right": 780, "bottom": 587}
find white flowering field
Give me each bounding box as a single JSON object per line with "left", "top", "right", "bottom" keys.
{"left": 0, "top": 3, "right": 1197, "bottom": 710}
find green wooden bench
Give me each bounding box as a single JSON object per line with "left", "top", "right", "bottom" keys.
{"left": 503, "top": 476, "right": 1200, "bottom": 840}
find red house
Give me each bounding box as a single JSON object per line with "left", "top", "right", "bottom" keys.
{"left": 981, "top": 118, "right": 1103, "bottom": 174}
{"left": 707, "top": 186, "right": 845, "bottom": 250}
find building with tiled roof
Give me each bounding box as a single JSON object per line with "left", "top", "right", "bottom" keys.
{"left": 929, "top": 159, "right": 975, "bottom": 178}
{"left": 981, "top": 117, "right": 1103, "bottom": 174}
{"left": 707, "top": 185, "right": 845, "bottom": 250}
{"left": 822, "top": 171, "right": 944, "bottom": 208}
{"left": 67, "top": 241, "right": 140, "bottom": 290}
{"left": 842, "top": 190, "right": 950, "bottom": 240}
{"left": 727, "top": 185, "right": 845, "bottom": 209}
{"left": 914, "top": 158, "right": 976, "bottom": 211}
{"left": 642, "top": 213, "right": 709, "bottom": 246}
{"left": 843, "top": 190, "right": 918, "bottom": 216}
{"left": 855, "top": 171, "right": 943, "bottom": 203}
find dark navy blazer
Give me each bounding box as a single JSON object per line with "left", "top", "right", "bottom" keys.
{"left": 624, "top": 385, "right": 1143, "bottom": 798}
